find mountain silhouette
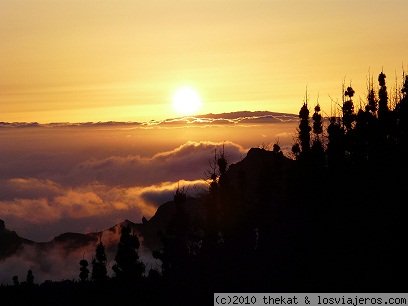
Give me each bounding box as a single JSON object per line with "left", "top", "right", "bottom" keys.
{"left": 0, "top": 219, "right": 33, "bottom": 260}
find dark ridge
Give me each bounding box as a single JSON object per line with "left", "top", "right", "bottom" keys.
{"left": 0, "top": 220, "right": 33, "bottom": 260}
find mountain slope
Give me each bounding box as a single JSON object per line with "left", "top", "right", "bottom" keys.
{"left": 0, "top": 219, "right": 33, "bottom": 260}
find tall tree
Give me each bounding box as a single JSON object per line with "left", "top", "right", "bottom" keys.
{"left": 367, "top": 75, "right": 378, "bottom": 114}
{"left": 397, "top": 74, "right": 408, "bottom": 146}
{"left": 112, "top": 225, "right": 145, "bottom": 281}
{"left": 378, "top": 71, "right": 389, "bottom": 119}
{"left": 311, "top": 104, "right": 325, "bottom": 164}
{"left": 343, "top": 86, "right": 356, "bottom": 132}
{"left": 26, "top": 269, "right": 34, "bottom": 286}
{"left": 217, "top": 144, "right": 228, "bottom": 177}
{"left": 91, "top": 240, "right": 108, "bottom": 282}
{"left": 298, "top": 102, "right": 311, "bottom": 154}
{"left": 327, "top": 116, "right": 345, "bottom": 169}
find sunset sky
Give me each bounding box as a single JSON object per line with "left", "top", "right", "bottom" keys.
{"left": 1, "top": 1, "right": 407, "bottom": 285}
{"left": 1, "top": 0, "right": 407, "bottom": 123}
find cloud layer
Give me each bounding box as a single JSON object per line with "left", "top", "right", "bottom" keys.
{"left": 0, "top": 114, "right": 297, "bottom": 242}
{"left": 0, "top": 115, "right": 299, "bottom": 284}
{"left": 68, "top": 141, "right": 246, "bottom": 187}
{"left": 0, "top": 141, "right": 245, "bottom": 241}
{"left": 0, "top": 111, "right": 297, "bottom": 128}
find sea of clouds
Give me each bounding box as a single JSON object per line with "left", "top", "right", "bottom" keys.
{"left": 0, "top": 113, "right": 298, "bottom": 284}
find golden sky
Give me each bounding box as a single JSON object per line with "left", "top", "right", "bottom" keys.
{"left": 1, "top": 0, "right": 407, "bottom": 123}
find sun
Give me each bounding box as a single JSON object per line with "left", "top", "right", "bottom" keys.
{"left": 172, "top": 86, "right": 202, "bottom": 116}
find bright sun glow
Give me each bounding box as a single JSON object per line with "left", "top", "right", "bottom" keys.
{"left": 172, "top": 86, "right": 202, "bottom": 116}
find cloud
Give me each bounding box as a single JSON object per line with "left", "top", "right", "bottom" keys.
{"left": 130, "top": 179, "right": 208, "bottom": 208}
{"left": 0, "top": 111, "right": 297, "bottom": 129}
{"left": 0, "top": 141, "right": 246, "bottom": 241}
{"left": 0, "top": 178, "right": 207, "bottom": 241}
{"left": 68, "top": 141, "right": 246, "bottom": 187}
{"left": 146, "top": 111, "right": 298, "bottom": 126}
{"left": 0, "top": 178, "right": 62, "bottom": 201}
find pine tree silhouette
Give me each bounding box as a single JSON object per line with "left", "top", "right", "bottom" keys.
{"left": 12, "top": 275, "right": 19, "bottom": 286}
{"left": 298, "top": 102, "right": 311, "bottom": 154}
{"left": 112, "top": 225, "right": 145, "bottom": 281}
{"left": 378, "top": 71, "right": 389, "bottom": 119}
{"left": 343, "top": 86, "right": 355, "bottom": 132}
{"left": 26, "top": 269, "right": 34, "bottom": 286}
{"left": 91, "top": 239, "right": 108, "bottom": 282}
{"left": 217, "top": 145, "right": 228, "bottom": 176}
{"left": 397, "top": 74, "right": 408, "bottom": 140}
{"left": 367, "top": 76, "right": 378, "bottom": 114}
{"left": 311, "top": 104, "right": 325, "bottom": 164}
{"left": 327, "top": 116, "right": 345, "bottom": 168}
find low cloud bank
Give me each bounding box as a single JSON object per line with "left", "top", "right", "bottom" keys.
{"left": 68, "top": 141, "right": 246, "bottom": 187}
{"left": 0, "top": 141, "right": 244, "bottom": 241}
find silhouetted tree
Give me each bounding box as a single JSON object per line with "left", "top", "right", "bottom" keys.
{"left": 343, "top": 86, "right": 355, "bottom": 132}
{"left": 312, "top": 104, "right": 323, "bottom": 136}
{"left": 378, "top": 71, "right": 389, "bottom": 119}
{"left": 79, "top": 259, "right": 89, "bottom": 282}
{"left": 298, "top": 102, "right": 311, "bottom": 154}
{"left": 91, "top": 240, "right": 108, "bottom": 282}
{"left": 402, "top": 74, "right": 408, "bottom": 99}
{"left": 397, "top": 74, "right": 408, "bottom": 139}
{"left": 291, "top": 143, "right": 301, "bottom": 159}
{"left": 311, "top": 104, "right": 325, "bottom": 164}
{"left": 367, "top": 76, "right": 378, "bottom": 114}
{"left": 327, "top": 116, "right": 345, "bottom": 168}
{"left": 26, "top": 269, "right": 34, "bottom": 285}
{"left": 272, "top": 143, "right": 283, "bottom": 157}
{"left": 354, "top": 107, "right": 371, "bottom": 162}
{"left": 112, "top": 225, "right": 145, "bottom": 281}
{"left": 208, "top": 149, "right": 219, "bottom": 195}
{"left": 12, "top": 275, "right": 19, "bottom": 286}
{"left": 217, "top": 144, "right": 228, "bottom": 176}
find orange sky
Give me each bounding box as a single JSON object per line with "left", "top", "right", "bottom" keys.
{"left": 1, "top": 0, "right": 407, "bottom": 123}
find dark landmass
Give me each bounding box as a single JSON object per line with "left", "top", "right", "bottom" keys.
{"left": 0, "top": 220, "right": 33, "bottom": 259}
